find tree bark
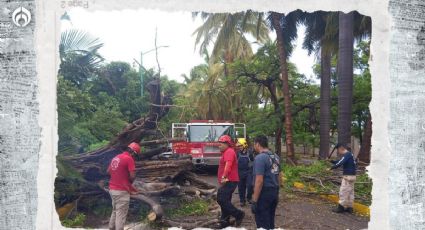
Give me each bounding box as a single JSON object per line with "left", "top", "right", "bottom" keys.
{"left": 358, "top": 112, "right": 372, "bottom": 163}
{"left": 319, "top": 45, "right": 332, "bottom": 160}
{"left": 337, "top": 11, "right": 354, "bottom": 146}
{"left": 271, "top": 12, "right": 296, "bottom": 163}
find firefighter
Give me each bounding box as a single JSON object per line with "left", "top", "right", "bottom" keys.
{"left": 328, "top": 143, "right": 357, "bottom": 213}
{"left": 107, "top": 142, "right": 141, "bottom": 230}
{"left": 217, "top": 135, "right": 245, "bottom": 228}
{"left": 251, "top": 135, "right": 281, "bottom": 230}
{"left": 236, "top": 138, "right": 254, "bottom": 206}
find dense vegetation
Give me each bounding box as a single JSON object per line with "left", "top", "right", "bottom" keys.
{"left": 57, "top": 10, "right": 373, "bottom": 227}
{"left": 58, "top": 32, "right": 371, "bottom": 161}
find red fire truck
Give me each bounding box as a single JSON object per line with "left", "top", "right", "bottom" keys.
{"left": 171, "top": 120, "right": 246, "bottom": 167}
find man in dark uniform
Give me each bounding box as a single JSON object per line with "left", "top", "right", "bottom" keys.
{"left": 236, "top": 138, "right": 254, "bottom": 206}
{"left": 329, "top": 143, "right": 357, "bottom": 213}
{"left": 250, "top": 135, "right": 282, "bottom": 230}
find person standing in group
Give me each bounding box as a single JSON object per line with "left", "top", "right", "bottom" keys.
{"left": 216, "top": 135, "right": 245, "bottom": 228}
{"left": 328, "top": 143, "right": 357, "bottom": 213}
{"left": 236, "top": 138, "right": 254, "bottom": 207}
{"left": 250, "top": 135, "right": 282, "bottom": 230}
{"left": 107, "top": 142, "right": 141, "bottom": 230}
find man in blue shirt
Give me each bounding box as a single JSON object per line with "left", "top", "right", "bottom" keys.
{"left": 250, "top": 135, "right": 282, "bottom": 229}
{"left": 329, "top": 143, "right": 357, "bottom": 213}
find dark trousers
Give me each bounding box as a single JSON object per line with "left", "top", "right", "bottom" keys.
{"left": 238, "top": 172, "right": 253, "bottom": 203}
{"left": 255, "top": 187, "right": 279, "bottom": 230}
{"left": 217, "top": 182, "right": 243, "bottom": 222}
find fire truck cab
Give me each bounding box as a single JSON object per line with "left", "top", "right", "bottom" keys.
{"left": 171, "top": 120, "right": 246, "bottom": 167}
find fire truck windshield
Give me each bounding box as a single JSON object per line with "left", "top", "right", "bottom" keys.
{"left": 188, "top": 125, "right": 234, "bottom": 142}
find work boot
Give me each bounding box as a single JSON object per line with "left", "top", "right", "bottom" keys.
{"left": 218, "top": 217, "right": 231, "bottom": 229}
{"left": 332, "top": 204, "right": 346, "bottom": 213}
{"left": 235, "top": 211, "right": 245, "bottom": 227}
{"left": 345, "top": 207, "right": 354, "bottom": 213}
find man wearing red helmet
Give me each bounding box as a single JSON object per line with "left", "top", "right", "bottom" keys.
{"left": 217, "top": 135, "right": 245, "bottom": 228}
{"left": 107, "top": 142, "right": 141, "bottom": 230}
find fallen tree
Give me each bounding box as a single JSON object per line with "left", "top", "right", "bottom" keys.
{"left": 56, "top": 78, "right": 219, "bottom": 228}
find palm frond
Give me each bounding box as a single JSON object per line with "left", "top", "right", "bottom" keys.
{"left": 60, "top": 29, "right": 103, "bottom": 58}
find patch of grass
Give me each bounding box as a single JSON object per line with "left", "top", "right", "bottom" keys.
{"left": 166, "top": 199, "right": 209, "bottom": 217}
{"left": 62, "top": 213, "right": 86, "bottom": 228}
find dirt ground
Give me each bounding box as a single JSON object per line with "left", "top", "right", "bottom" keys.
{"left": 89, "top": 171, "right": 369, "bottom": 230}
{"left": 198, "top": 173, "right": 369, "bottom": 230}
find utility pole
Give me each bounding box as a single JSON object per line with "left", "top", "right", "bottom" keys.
{"left": 134, "top": 46, "right": 169, "bottom": 97}
{"left": 134, "top": 45, "right": 169, "bottom": 97}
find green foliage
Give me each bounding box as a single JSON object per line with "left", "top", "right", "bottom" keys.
{"left": 283, "top": 161, "right": 372, "bottom": 205}
{"left": 91, "top": 203, "right": 112, "bottom": 218}
{"left": 283, "top": 161, "right": 330, "bottom": 190}
{"left": 355, "top": 173, "right": 373, "bottom": 205}
{"left": 166, "top": 199, "right": 210, "bottom": 217}
{"left": 62, "top": 213, "right": 86, "bottom": 227}
{"left": 57, "top": 54, "right": 183, "bottom": 154}
{"left": 87, "top": 140, "right": 109, "bottom": 152}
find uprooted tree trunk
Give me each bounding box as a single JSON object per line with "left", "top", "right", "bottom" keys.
{"left": 58, "top": 78, "right": 218, "bottom": 227}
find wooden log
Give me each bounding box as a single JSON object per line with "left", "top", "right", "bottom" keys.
{"left": 131, "top": 193, "right": 164, "bottom": 221}
{"left": 138, "top": 146, "right": 169, "bottom": 160}
{"left": 102, "top": 186, "right": 164, "bottom": 221}
{"left": 179, "top": 171, "right": 216, "bottom": 189}
{"left": 182, "top": 186, "right": 216, "bottom": 196}
{"left": 162, "top": 218, "right": 220, "bottom": 229}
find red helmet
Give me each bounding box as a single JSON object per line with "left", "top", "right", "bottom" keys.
{"left": 218, "top": 135, "right": 233, "bottom": 145}
{"left": 128, "top": 142, "right": 141, "bottom": 154}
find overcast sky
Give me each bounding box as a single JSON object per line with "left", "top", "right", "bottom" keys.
{"left": 62, "top": 8, "right": 316, "bottom": 83}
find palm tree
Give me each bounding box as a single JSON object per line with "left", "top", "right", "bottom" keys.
{"left": 183, "top": 53, "right": 232, "bottom": 120}
{"left": 193, "top": 11, "right": 270, "bottom": 64}
{"left": 303, "top": 11, "right": 371, "bottom": 158}
{"left": 268, "top": 11, "right": 303, "bottom": 163}
{"left": 358, "top": 111, "right": 372, "bottom": 163}
{"left": 303, "top": 12, "right": 338, "bottom": 159}
{"left": 193, "top": 11, "right": 270, "bottom": 121}
{"left": 59, "top": 29, "right": 104, "bottom": 87}
{"left": 337, "top": 12, "right": 354, "bottom": 146}
{"left": 337, "top": 11, "right": 371, "bottom": 146}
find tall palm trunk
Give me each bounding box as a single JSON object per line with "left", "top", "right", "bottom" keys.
{"left": 271, "top": 13, "right": 295, "bottom": 163}
{"left": 267, "top": 83, "right": 282, "bottom": 158}
{"left": 337, "top": 12, "right": 354, "bottom": 146}
{"left": 358, "top": 112, "right": 372, "bottom": 163}
{"left": 319, "top": 45, "right": 332, "bottom": 159}
{"left": 207, "top": 93, "right": 213, "bottom": 120}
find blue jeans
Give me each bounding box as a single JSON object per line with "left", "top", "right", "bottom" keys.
{"left": 255, "top": 187, "right": 279, "bottom": 229}
{"left": 217, "top": 182, "right": 244, "bottom": 222}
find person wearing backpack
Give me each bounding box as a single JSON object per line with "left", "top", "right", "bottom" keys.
{"left": 250, "top": 135, "right": 282, "bottom": 229}
{"left": 236, "top": 138, "right": 254, "bottom": 206}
